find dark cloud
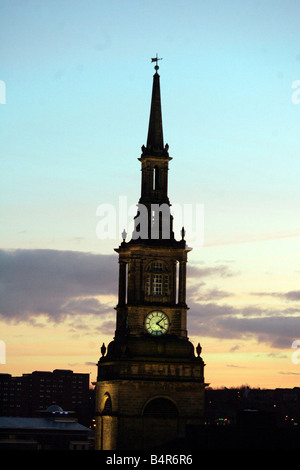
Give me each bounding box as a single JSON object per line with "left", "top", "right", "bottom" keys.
{"left": 0, "top": 249, "right": 118, "bottom": 322}
{"left": 0, "top": 250, "right": 234, "bottom": 324}
{"left": 217, "top": 315, "right": 300, "bottom": 349}
{"left": 186, "top": 263, "right": 235, "bottom": 301}
{"left": 63, "top": 298, "right": 112, "bottom": 315}
{"left": 188, "top": 300, "right": 300, "bottom": 349}
{"left": 1, "top": 249, "right": 299, "bottom": 350}
{"left": 284, "top": 291, "right": 300, "bottom": 301}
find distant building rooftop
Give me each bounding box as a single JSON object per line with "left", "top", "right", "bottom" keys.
{"left": 0, "top": 416, "right": 89, "bottom": 432}
{"left": 0, "top": 410, "right": 93, "bottom": 450}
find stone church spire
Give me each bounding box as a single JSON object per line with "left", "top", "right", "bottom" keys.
{"left": 135, "top": 59, "right": 173, "bottom": 242}
{"left": 95, "top": 59, "right": 206, "bottom": 451}
{"left": 146, "top": 70, "right": 164, "bottom": 151}
{"left": 142, "top": 57, "right": 169, "bottom": 158}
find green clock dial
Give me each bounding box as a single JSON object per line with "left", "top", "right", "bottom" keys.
{"left": 145, "top": 311, "right": 169, "bottom": 336}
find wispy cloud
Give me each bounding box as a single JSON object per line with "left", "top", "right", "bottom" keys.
{"left": 205, "top": 230, "right": 300, "bottom": 247}
{"left": 252, "top": 290, "right": 300, "bottom": 301}
{"left": 188, "top": 264, "right": 235, "bottom": 278}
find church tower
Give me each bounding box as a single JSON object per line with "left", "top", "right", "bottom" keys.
{"left": 95, "top": 59, "right": 205, "bottom": 451}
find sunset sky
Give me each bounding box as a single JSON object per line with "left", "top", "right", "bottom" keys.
{"left": 1, "top": 0, "right": 300, "bottom": 389}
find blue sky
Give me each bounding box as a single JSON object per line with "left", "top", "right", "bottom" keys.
{"left": 1, "top": 0, "right": 300, "bottom": 387}
{"left": 1, "top": 0, "right": 300, "bottom": 252}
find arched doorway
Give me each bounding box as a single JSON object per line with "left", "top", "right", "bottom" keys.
{"left": 142, "top": 397, "right": 179, "bottom": 449}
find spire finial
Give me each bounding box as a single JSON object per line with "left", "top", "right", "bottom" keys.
{"left": 151, "top": 53, "right": 163, "bottom": 72}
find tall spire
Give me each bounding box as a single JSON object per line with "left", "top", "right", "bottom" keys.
{"left": 147, "top": 70, "right": 164, "bottom": 150}
{"left": 134, "top": 57, "right": 174, "bottom": 243}
{"left": 142, "top": 56, "right": 168, "bottom": 157}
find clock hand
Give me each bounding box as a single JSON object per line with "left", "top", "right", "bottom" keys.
{"left": 156, "top": 318, "right": 165, "bottom": 328}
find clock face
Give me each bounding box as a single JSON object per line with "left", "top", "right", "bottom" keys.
{"left": 145, "top": 311, "right": 169, "bottom": 336}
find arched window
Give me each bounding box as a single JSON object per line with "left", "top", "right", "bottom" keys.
{"left": 102, "top": 393, "right": 112, "bottom": 415}
{"left": 145, "top": 261, "right": 169, "bottom": 297}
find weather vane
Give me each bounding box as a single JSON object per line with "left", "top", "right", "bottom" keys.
{"left": 151, "top": 53, "right": 163, "bottom": 71}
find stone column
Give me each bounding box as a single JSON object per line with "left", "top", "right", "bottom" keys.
{"left": 178, "top": 261, "right": 186, "bottom": 305}
{"left": 172, "top": 260, "right": 177, "bottom": 304}
{"left": 118, "top": 261, "right": 127, "bottom": 306}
